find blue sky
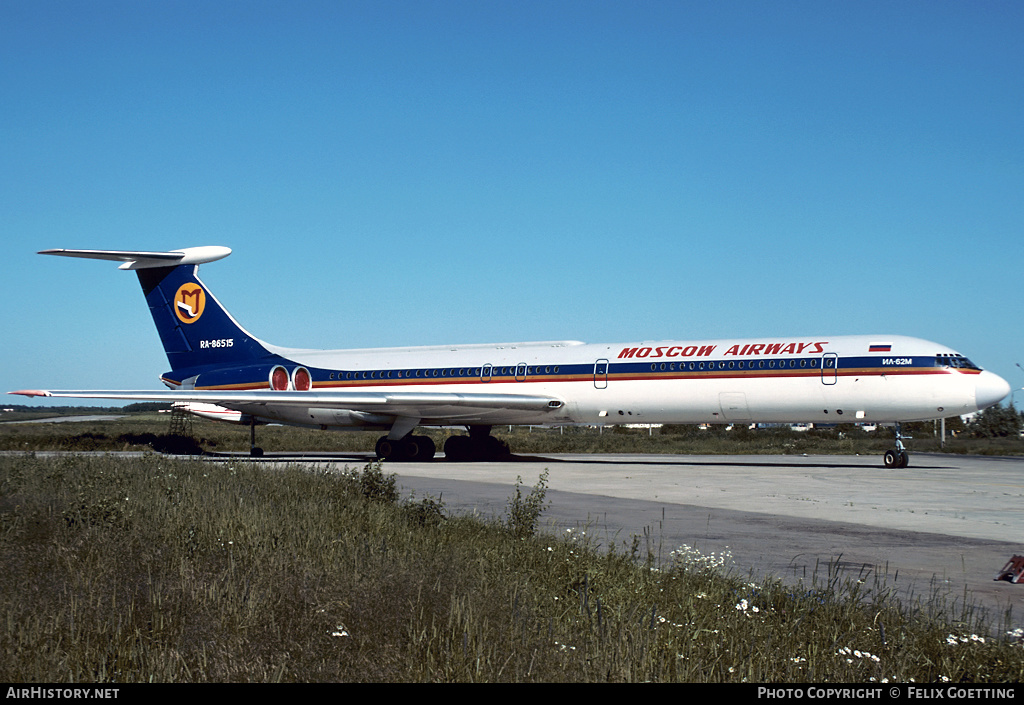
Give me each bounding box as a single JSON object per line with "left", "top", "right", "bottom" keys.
{"left": 3, "top": 1, "right": 1023, "bottom": 406}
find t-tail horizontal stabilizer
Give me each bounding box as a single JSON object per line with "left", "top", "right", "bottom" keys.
{"left": 39, "top": 245, "right": 268, "bottom": 375}
{"left": 39, "top": 246, "right": 231, "bottom": 270}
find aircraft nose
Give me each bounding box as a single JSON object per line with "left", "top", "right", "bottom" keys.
{"left": 974, "top": 370, "right": 1011, "bottom": 410}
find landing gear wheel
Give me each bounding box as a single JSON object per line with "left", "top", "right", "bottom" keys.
{"left": 443, "top": 431, "right": 511, "bottom": 461}
{"left": 376, "top": 435, "right": 436, "bottom": 462}
{"left": 883, "top": 449, "right": 910, "bottom": 469}
{"left": 484, "top": 435, "right": 510, "bottom": 458}
{"left": 401, "top": 435, "right": 435, "bottom": 461}
{"left": 375, "top": 436, "right": 396, "bottom": 460}
{"left": 443, "top": 435, "right": 472, "bottom": 461}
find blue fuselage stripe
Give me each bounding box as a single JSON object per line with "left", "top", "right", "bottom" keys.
{"left": 173, "top": 355, "right": 963, "bottom": 391}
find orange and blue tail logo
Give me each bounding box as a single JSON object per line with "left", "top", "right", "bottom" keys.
{"left": 174, "top": 284, "right": 206, "bottom": 323}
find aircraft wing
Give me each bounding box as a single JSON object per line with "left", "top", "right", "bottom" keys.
{"left": 8, "top": 388, "right": 564, "bottom": 420}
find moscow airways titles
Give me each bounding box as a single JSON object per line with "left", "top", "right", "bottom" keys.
{"left": 617, "top": 341, "right": 830, "bottom": 360}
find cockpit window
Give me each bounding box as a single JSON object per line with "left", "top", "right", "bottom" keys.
{"left": 935, "top": 353, "right": 981, "bottom": 371}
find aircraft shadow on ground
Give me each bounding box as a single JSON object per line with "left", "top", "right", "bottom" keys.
{"left": 198, "top": 450, "right": 947, "bottom": 470}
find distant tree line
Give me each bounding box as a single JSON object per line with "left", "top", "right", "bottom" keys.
{"left": 122, "top": 402, "right": 172, "bottom": 412}
{"left": 2, "top": 403, "right": 170, "bottom": 414}
{"left": 967, "top": 404, "right": 1024, "bottom": 438}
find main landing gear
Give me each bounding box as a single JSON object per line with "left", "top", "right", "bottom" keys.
{"left": 374, "top": 434, "right": 436, "bottom": 462}
{"left": 373, "top": 425, "right": 511, "bottom": 462}
{"left": 442, "top": 426, "right": 511, "bottom": 462}
{"left": 883, "top": 423, "right": 910, "bottom": 469}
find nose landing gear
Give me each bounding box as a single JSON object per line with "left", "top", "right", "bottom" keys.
{"left": 883, "top": 423, "right": 910, "bottom": 468}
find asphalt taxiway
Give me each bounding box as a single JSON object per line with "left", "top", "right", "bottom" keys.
{"left": 377, "top": 452, "right": 1024, "bottom": 626}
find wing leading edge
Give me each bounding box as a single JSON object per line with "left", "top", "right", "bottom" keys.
{"left": 8, "top": 388, "right": 564, "bottom": 417}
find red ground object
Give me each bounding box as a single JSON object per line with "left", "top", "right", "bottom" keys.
{"left": 995, "top": 556, "right": 1024, "bottom": 584}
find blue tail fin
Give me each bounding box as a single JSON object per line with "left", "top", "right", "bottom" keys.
{"left": 135, "top": 264, "right": 272, "bottom": 374}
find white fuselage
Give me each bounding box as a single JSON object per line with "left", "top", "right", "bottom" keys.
{"left": 184, "top": 334, "right": 1002, "bottom": 430}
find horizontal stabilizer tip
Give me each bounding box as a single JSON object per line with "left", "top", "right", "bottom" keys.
{"left": 39, "top": 246, "right": 231, "bottom": 270}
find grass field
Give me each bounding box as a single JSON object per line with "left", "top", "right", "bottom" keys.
{"left": 2, "top": 412, "right": 1023, "bottom": 682}
{"left": 1, "top": 449, "right": 1023, "bottom": 682}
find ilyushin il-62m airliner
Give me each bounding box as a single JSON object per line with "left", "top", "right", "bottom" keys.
{"left": 11, "top": 247, "right": 1010, "bottom": 467}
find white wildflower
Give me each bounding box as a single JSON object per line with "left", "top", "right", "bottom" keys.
{"left": 670, "top": 544, "right": 732, "bottom": 573}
